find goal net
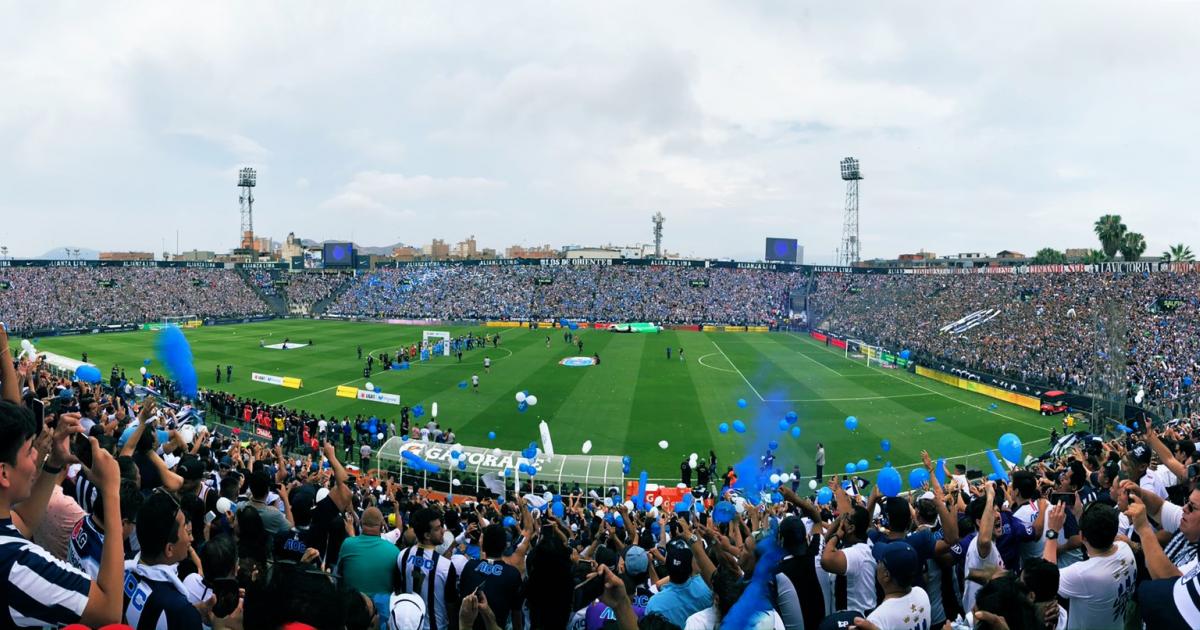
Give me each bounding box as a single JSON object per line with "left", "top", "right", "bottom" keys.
{"left": 847, "top": 339, "right": 889, "bottom": 368}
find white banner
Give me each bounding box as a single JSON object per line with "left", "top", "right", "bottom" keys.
{"left": 336, "top": 385, "right": 400, "bottom": 405}
{"left": 252, "top": 372, "right": 284, "bottom": 386}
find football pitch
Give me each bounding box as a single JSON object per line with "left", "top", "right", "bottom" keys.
{"left": 37, "top": 320, "right": 1055, "bottom": 483}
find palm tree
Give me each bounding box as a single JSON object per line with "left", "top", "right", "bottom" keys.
{"left": 1094, "top": 214, "right": 1127, "bottom": 258}
{"left": 1082, "top": 249, "right": 1109, "bottom": 264}
{"left": 1161, "top": 243, "right": 1194, "bottom": 262}
{"left": 1032, "top": 248, "right": 1066, "bottom": 264}
{"left": 1119, "top": 232, "right": 1146, "bottom": 261}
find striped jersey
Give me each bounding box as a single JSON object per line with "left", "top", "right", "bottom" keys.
{"left": 0, "top": 517, "right": 91, "bottom": 628}
{"left": 396, "top": 545, "right": 460, "bottom": 630}
{"left": 122, "top": 562, "right": 203, "bottom": 630}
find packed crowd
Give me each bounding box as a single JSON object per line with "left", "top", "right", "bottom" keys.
{"left": 9, "top": 325, "right": 1200, "bottom": 630}
{"left": 286, "top": 272, "right": 353, "bottom": 312}
{"left": 330, "top": 266, "right": 802, "bottom": 326}
{"left": 0, "top": 267, "right": 271, "bottom": 332}
{"left": 809, "top": 271, "right": 1200, "bottom": 414}
{"left": 248, "top": 270, "right": 281, "bottom": 297}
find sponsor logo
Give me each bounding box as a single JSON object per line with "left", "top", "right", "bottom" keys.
{"left": 559, "top": 357, "right": 596, "bottom": 367}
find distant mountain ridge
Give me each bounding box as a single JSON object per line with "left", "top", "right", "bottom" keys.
{"left": 38, "top": 247, "right": 101, "bottom": 260}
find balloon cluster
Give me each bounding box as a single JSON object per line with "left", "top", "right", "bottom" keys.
{"left": 401, "top": 450, "right": 441, "bottom": 473}
{"left": 515, "top": 391, "right": 538, "bottom": 412}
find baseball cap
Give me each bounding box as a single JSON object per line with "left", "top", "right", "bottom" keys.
{"left": 623, "top": 546, "right": 649, "bottom": 575}
{"left": 665, "top": 539, "right": 693, "bottom": 583}
{"left": 1130, "top": 442, "right": 1152, "bottom": 464}
{"left": 175, "top": 455, "right": 205, "bottom": 481}
{"left": 877, "top": 541, "right": 919, "bottom": 589}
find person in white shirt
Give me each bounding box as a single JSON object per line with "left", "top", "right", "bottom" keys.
{"left": 820, "top": 504, "right": 877, "bottom": 615}
{"left": 1043, "top": 501, "right": 1136, "bottom": 630}
{"left": 961, "top": 482, "right": 1000, "bottom": 616}
{"left": 854, "top": 541, "right": 930, "bottom": 630}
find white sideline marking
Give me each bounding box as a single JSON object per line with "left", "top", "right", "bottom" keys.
{"left": 763, "top": 392, "right": 938, "bottom": 403}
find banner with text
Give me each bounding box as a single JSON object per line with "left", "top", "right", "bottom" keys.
{"left": 336, "top": 385, "right": 401, "bottom": 405}
{"left": 252, "top": 372, "right": 304, "bottom": 389}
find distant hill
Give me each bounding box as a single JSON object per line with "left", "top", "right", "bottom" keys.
{"left": 38, "top": 247, "right": 100, "bottom": 260}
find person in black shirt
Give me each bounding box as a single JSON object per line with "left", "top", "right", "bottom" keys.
{"left": 303, "top": 443, "right": 354, "bottom": 567}
{"left": 357, "top": 345, "right": 362, "bottom": 359}
{"left": 215, "top": 365, "right": 221, "bottom": 383}
{"left": 458, "top": 523, "right": 524, "bottom": 630}
{"left": 225, "top": 365, "right": 232, "bottom": 382}
{"left": 680, "top": 457, "right": 692, "bottom": 487}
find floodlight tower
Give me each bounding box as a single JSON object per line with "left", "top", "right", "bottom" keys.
{"left": 238, "top": 167, "right": 257, "bottom": 251}
{"left": 652, "top": 212, "right": 665, "bottom": 257}
{"left": 839, "top": 157, "right": 862, "bottom": 266}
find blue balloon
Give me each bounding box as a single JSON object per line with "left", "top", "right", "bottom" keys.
{"left": 986, "top": 449, "right": 1010, "bottom": 482}
{"left": 517, "top": 401, "right": 528, "bottom": 413}
{"left": 786, "top": 411, "right": 798, "bottom": 423}
{"left": 875, "top": 455, "right": 882, "bottom": 461}
{"left": 374, "top": 386, "right": 382, "bottom": 393}
{"left": 845, "top": 462, "right": 856, "bottom": 474}
{"left": 488, "top": 431, "right": 496, "bottom": 440}
{"left": 778, "top": 419, "right": 789, "bottom": 431}
{"left": 737, "top": 398, "right": 748, "bottom": 408}
{"left": 856, "top": 459, "right": 869, "bottom": 472}
{"left": 503, "top": 516, "right": 517, "bottom": 528}
{"left": 880, "top": 439, "right": 891, "bottom": 452}
{"left": 765, "top": 441, "right": 777, "bottom": 452}
{"left": 522, "top": 447, "right": 537, "bottom": 459}
{"left": 458, "top": 381, "right": 468, "bottom": 389}
{"left": 900, "top": 349, "right": 911, "bottom": 360}
{"left": 924, "top": 417, "right": 937, "bottom": 422}
{"left": 458, "top": 460, "right": 468, "bottom": 470}
{"left": 935, "top": 458, "right": 947, "bottom": 485}
{"left": 909, "top": 467, "right": 930, "bottom": 489}
{"left": 844, "top": 416, "right": 858, "bottom": 431}
{"left": 75, "top": 364, "right": 102, "bottom": 383}
{"left": 732, "top": 420, "right": 747, "bottom": 433}
{"left": 790, "top": 426, "right": 801, "bottom": 439}
{"left": 816, "top": 487, "right": 833, "bottom": 505}
{"left": 718, "top": 422, "right": 730, "bottom": 434}
{"left": 551, "top": 502, "right": 564, "bottom": 519}
{"left": 997, "top": 433, "right": 1023, "bottom": 464}
{"left": 622, "top": 455, "right": 632, "bottom": 464}
{"left": 877, "top": 466, "right": 902, "bottom": 497}
{"left": 143, "top": 358, "right": 151, "bottom": 366}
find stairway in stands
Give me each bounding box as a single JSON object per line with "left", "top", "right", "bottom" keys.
{"left": 236, "top": 269, "right": 288, "bottom": 317}
{"left": 308, "top": 275, "right": 356, "bottom": 316}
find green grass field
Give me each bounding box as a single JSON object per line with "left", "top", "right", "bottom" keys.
{"left": 34, "top": 320, "right": 1056, "bottom": 483}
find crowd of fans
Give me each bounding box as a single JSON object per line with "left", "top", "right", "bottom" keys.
{"left": 286, "top": 273, "right": 353, "bottom": 313}
{"left": 809, "top": 271, "right": 1200, "bottom": 414}
{"left": 0, "top": 267, "right": 271, "bottom": 332}
{"left": 9, "top": 322, "right": 1200, "bottom": 630}
{"left": 330, "top": 266, "right": 802, "bottom": 326}
{"left": 248, "top": 270, "right": 281, "bottom": 297}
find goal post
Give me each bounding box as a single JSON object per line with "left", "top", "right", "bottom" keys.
{"left": 847, "top": 339, "right": 887, "bottom": 367}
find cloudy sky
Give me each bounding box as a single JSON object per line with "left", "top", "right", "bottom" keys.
{"left": 2, "top": 2, "right": 1198, "bottom": 263}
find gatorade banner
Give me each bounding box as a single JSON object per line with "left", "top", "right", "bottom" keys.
{"left": 336, "top": 385, "right": 401, "bottom": 405}
{"left": 252, "top": 372, "right": 304, "bottom": 389}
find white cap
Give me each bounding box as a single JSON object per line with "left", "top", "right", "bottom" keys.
{"left": 387, "top": 593, "right": 427, "bottom": 630}
{"left": 316, "top": 487, "right": 331, "bottom": 504}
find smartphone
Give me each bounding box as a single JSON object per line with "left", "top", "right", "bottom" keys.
{"left": 30, "top": 398, "right": 45, "bottom": 427}
{"left": 1188, "top": 464, "right": 1200, "bottom": 480}
{"left": 1050, "top": 493, "right": 1076, "bottom": 508}
{"left": 205, "top": 511, "right": 218, "bottom": 525}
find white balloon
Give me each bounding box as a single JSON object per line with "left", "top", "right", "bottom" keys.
{"left": 808, "top": 479, "right": 818, "bottom": 490}
{"left": 623, "top": 500, "right": 635, "bottom": 511}
{"left": 581, "top": 440, "right": 593, "bottom": 454}
{"left": 769, "top": 474, "right": 781, "bottom": 485}
{"left": 432, "top": 402, "right": 438, "bottom": 418}
{"left": 658, "top": 440, "right": 669, "bottom": 449}
{"left": 376, "top": 432, "right": 384, "bottom": 440}
{"left": 690, "top": 452, "right": 698, "bottom": 461}
{"left": 139, "top": 366, "right": 147, "bottom": 375}
{"left": 779, "top": 473, "right": 790, "bottom": 483}
{"left": 492, "top": 448, "right": 502, "bottom": 456}
{"left": 515, "top": 392, "right": 527, "bottom": 403}
{"left": 603, "top": 497, "right": 614, "bottom": 507}
{"left": 179, "top": 425, "right": 195, "bottom": 444}
{"left": 677, "top": 483, "right": 687, "bottom": 489}
{"left": 654, "top": 496, "right": 664, "bottom": 507}
{"left": 451, "top": 478, "right": 461, "bottom": 486}
{"left": 365, "top": 382, "right": 374, "bottom": 391}
{"left": 526, "top": 395, "right": 538, "bottom": 406}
